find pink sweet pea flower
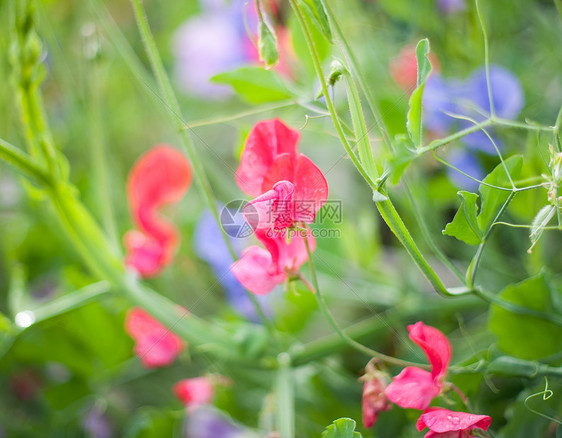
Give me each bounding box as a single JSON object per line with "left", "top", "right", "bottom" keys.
{"left": 174, "top": 377, "right": 214, "bottom": 413}
{"left": 124, "top": 145, "right": 192, "bottom": 277}
{"left": 416, "top": 407, "right": 491, "bottom": 438}
{"left": 385, "top": 322, "right": 452, "bottom": 410}
{"left": 236, "top": 119, "right": 328, "bottom": 231}
{"left": 125, "top": 307, "right": 185, "bottom": 368}
{"left": 231, "top": 228, "right": 315, "bottom": 295}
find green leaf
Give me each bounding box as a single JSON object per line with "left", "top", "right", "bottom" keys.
{"left": 406, "top": 38, "right": 432, "bottom": 148}
{"left": 257, "top": 15, "right": 279, "bottom": 68}
{"left": 211, "top": 67, "right": 292, "bottom": 104}
{"left": 389, "top": 134, "right": 416, "bottom": 184}
{"left": 443, "top": 156, "right": 523, "bottom": 245}
{"left": 300, "top": 0, "right": 333, "bottom": 42}
{"left": 443, "top": 191, "right": 482, "bottom": 245}
{"left": 321, "top": 418, "right": 362, "bottom": 438}
{"left": 488, "top": 273, "right": 562, "bottom": 360}
{"left": 477, "top": 155, "right": 522, "bottom": 231}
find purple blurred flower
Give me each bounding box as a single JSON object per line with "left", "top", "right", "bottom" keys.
{"left": 437, "top": 0, "right": 466, "bottom": 14}
{"left": 173, "top": 0, "right": 258, "bottom": 98}
{"left": 424, "top": 65, "right": 524, "bottom": 152}
{"left": 446, "top": 150, "right": 486, "bottom": 191}
{"left": 184, "top": 408, "right": 250, "bottom": 438}
{"left": 194, "top": 210, "right": 273, "bottom": 321}
{"left": 82, "top": 405, "right": 113, "bottom": 438}
{"left": 423, "top": 65, "right": 524, "bottom": 189}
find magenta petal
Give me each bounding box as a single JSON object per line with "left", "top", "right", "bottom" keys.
{"left": 236, "top": 120, "right": 300, "bottom": 196}
{"left": 385, "top": 367, "right": 441, "bottom": 410}
{"left": 293, "top": 154, "right": 329, "bottom": 223}
{"left": 231, "top": 246, "right": 285, "bottom": 295}
{"left": 417, "top": 408, "right": 491, "bottom": 435}
{"left": 408, "top": 322, "right": 452, "bottom": 381}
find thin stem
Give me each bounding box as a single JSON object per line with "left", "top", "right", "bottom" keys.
{"left": 290, "top": 0, "right": 458, "bottom": 298}
{"left": 128, "top": 0, "right": 232, "bottom": 255}
{"left": 187, "top": 101, "right": 296, "bottom": 128}
{"left": 418, "top": 120, "right": 493, "bottom": 154}
{"left": 492, "top": 117, "right": 555, "bottom": 132}
{"left": 324, "top": 0, "right": 393, "bottom": 151}
{"left": 302, "top": 229, "right": 427, "bottom": 368}
{"left": 88, "top": 56, "right": 119, "bottom": 248}
{"left": 475, "top": 0, "right": 495, "bottom": 118}
{"left": 288, "top": 0, "right": 376, "bottom": 190}
{"left": 466, "top": 191, "right": 515, "bottom": 287}
{"left": 128, "top": 0, "right": 271, "bottom": 327}
{"left": 402, "top": 175, "right": 465, "bottom": 282}
{"left": 275, "top": 352, "right": 295, "bottom": 438}
{"left": 29, "top": 281, "right": 112, "bottom": 326}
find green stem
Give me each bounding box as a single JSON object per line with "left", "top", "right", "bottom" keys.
{"left": 302, "top": 229, "right": 427, "bottom": 368}
{"left": 0, "top": 137, "right": 50, "bottom": 184}
{"left": 402, "top": 175, "right": 465, "bottom": 282}
{"left": 275, "top": 352, "right": 295, "bottom": 438}
{"left": 342, "top": 70, "right": 378, "bottom": 180}
{"left": 466, "top": 192, "right": 515, "bottom": 287}
{"left": 418, "top": 120, "right": 493, "bottom": 154}
{"left": 128, "top": 0, "right": 231, "bottom": 255}
{"left": 288, "top": 0, "right": 376, "bottom": 189}
{"left": 30, "top": 281, "right": 112, "bottom": 325}
{"left": 129, "top": 0, "right": 272, "bottom": 328}
{"left": 290, "top": 0, "right": 457, "bottom": 298}
{"left": 475, "top": 0, "right": 495, "bottom": 118}
{"left": 88, "top": 57, "right": 119, "bottom": 248}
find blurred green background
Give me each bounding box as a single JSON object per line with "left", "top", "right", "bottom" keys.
{"left": 0, "top": 0, "right": 561, "bottom": 436}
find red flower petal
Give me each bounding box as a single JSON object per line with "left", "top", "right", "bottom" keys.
{"left": 125, "top": 307, "right": 185, "bottom": 368}
{"left": 416, "top": 408, "right": 491, "bottom": 436}
{"left": 261, "top": 153, "right": 296, "bottom": 192}
{"left": 385, "top": 367, "right": 441, "bottom": 410}
{"left": 231, "top": 246, "right": 286, "bottom": 295}
{"left": 127, "top": 145, "right": 192, "bottom": 235}
{"left": 292, "top": 154, "right": 328, "bottom": 222}
{"left": 173, "top": 377, "right": 214, "bottom": 409}
{"left": 408, "top": 321, "right": 452, "bottom": 381}
{"left": 236, "top": 120, "right": 299, "bottom": 197}
{"left": 125, "top": 145, "right": 191, "bottom": 277}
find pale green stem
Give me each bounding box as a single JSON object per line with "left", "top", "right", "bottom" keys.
{"left": 275, "top": 352, "right": 295, "bottom": 438}
{"left": 302, "top": 229, "right": 428, "bottom": 368}
{"left": 128, "top": 0, "right": 272, "bottom": 329}
{"left": 0, "top": 137, "right": 50, "bottom": 184}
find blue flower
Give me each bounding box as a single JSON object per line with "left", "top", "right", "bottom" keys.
{"left": 193, "top": 209, "right": 272, "bottom": 321}
{"left": 422, "top": 65, "right": 524, "bottom": 189}
{"left": 437, "top": 0, "right": 466, "bottom": 14}
{"left": 183, "top": 407, "right": 252, "bottom": 438}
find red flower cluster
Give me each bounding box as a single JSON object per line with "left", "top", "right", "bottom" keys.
{"left": 231, "top": 119, "right": 328, "bottom": 295}
{"left": 124, "top": 145, "right": 192, "bottom": 277}
{"left": 362, "top": 322, "right": 491, "bottom": 437}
